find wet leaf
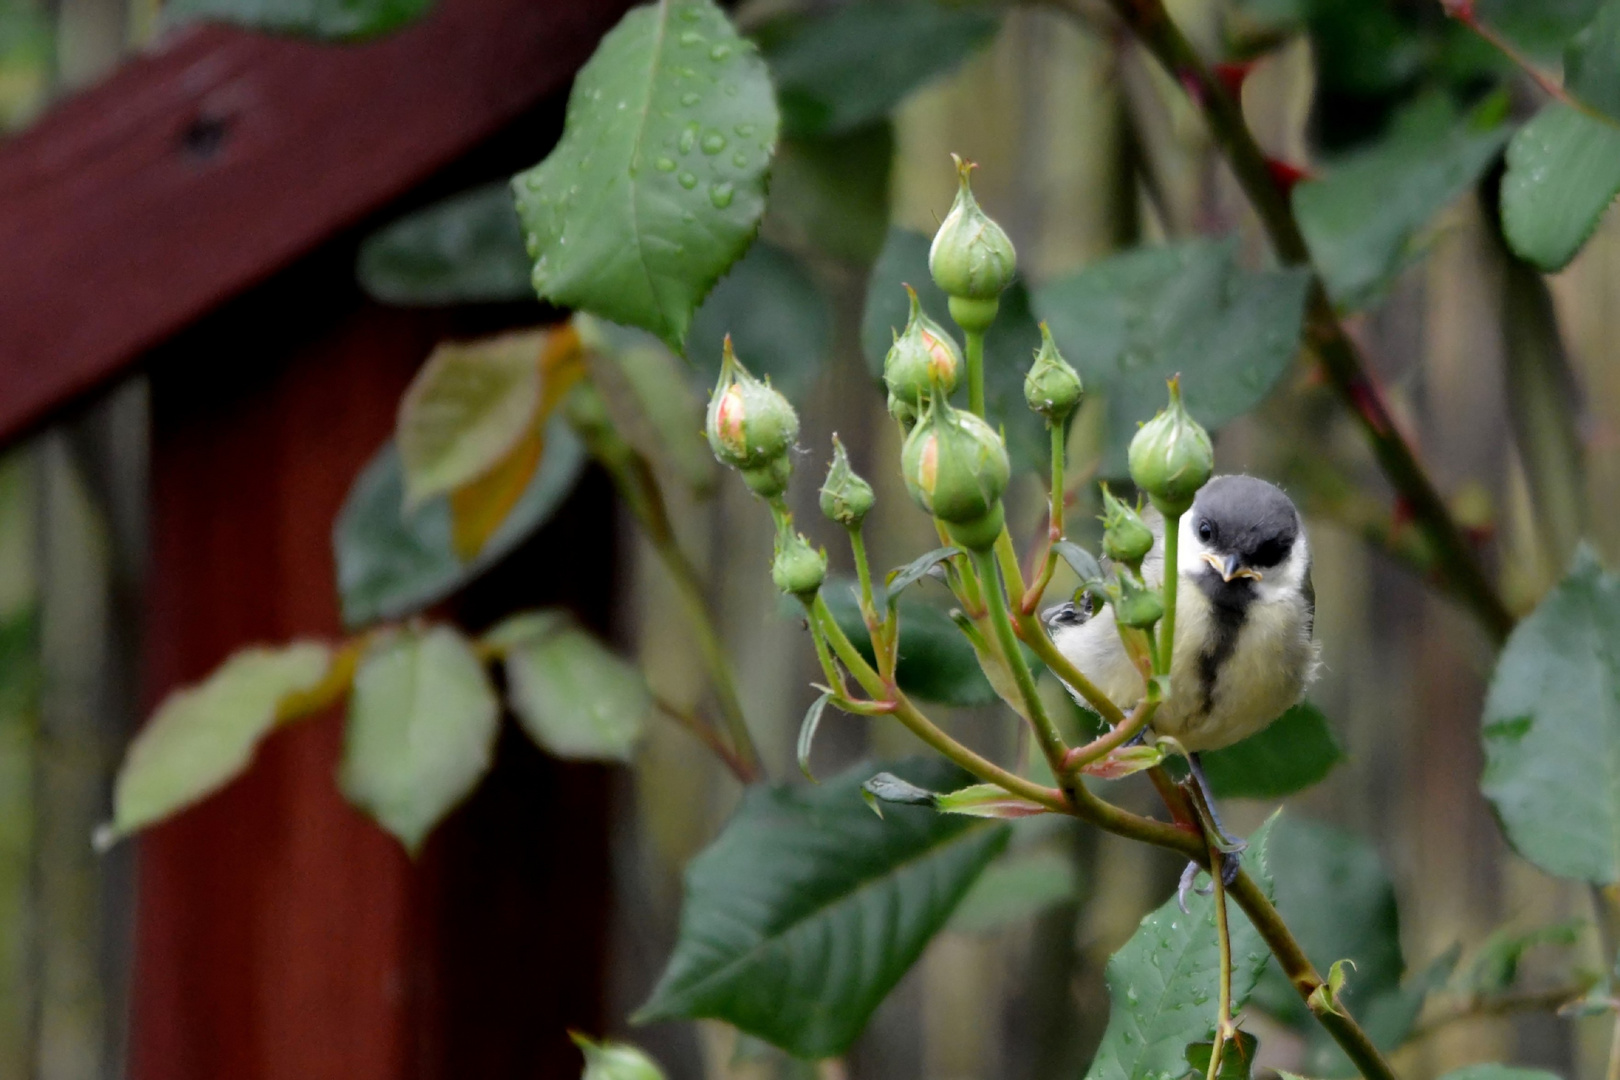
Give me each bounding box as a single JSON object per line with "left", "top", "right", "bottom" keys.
{"left": 357, "top": 182, "right": 532, "bottom": 305}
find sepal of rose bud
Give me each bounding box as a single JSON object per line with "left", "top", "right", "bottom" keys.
{"left": 887, "top": 391, "right": 919, "bottom": 432}
{"left": 1127, "top": 375, "right": 1213, "bottom": 516}
{"left": 705, "top": 336, "right": 799, "bottom": 470}
{"left": 820, "top": 435, "right": 875, "bottom": 529}
{"left": 883, "top": 285, "right": 962, "bottom": 407}
{"left": 1024, "top": 322, "right": 1082, "bottom": 425}
{"left": 741, "top": 455, "right": 792, "bottom": 501}
{"left": 1099, "top": 482, "right": 1154, "bottom": 573}
{"left": 900, "top": 390, "right": 1011, "bottom": 551}
{"left": 772, "top": 524, "right": 828, "bottom": 600}
{"left": 928, "top": 155, "right": 1016, "bottom": 311}
{"left": 1114, "top": 574, "right": 1165, "bottom": 630}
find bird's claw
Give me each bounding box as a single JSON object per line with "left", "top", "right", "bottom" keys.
{"left": 1176, "top": 852, "right": 1242, "bottom": 912}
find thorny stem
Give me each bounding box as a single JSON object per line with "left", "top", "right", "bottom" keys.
{"left": 1158, "top": 509, "right": 1182, "bottom": 675}
{"left": 973, "top": 545, "right": 1070, "bottom": 773}
{"left": 1207, "top": 845, "right": 1236, "bottom": 1080}
{"left": 1062, "top": 697, "right": 1158, "bottom": 771}
{"left": 600, "top": 454, "right": 765, "bottom": 781}
{"left": 1445, "top": 5, "right": 1616, "bottom": 125}
{"left": 966, "top": 329, "right": 987, "bottom": 416}
{"left": 652, "top": 696, "right": 756, "bottom": 785}
{"left": 1086, "top": 0, "right": 1515, "bottom": 644}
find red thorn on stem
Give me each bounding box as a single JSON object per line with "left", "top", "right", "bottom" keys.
{"left": 1346, "top": 377, "right": 1391, "bottom": 437}
{"left": 1178, "top": 70, "right": 1205, "bottom": 107}
{"left": 1212, "top": 61, "right": 1255, "bottom": 101}
{"left": 1440, "top": 0, "right": 1476, "bottom": 23}
{"left": 1264, "top": 158, "right": 1313, "bottom": 197}
{"left": 1391, "top": 496, "right": 1414, "bottom": 535}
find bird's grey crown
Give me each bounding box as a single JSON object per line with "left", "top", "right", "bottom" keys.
{"left": 1191, "top": 475, "right": 1299, "bottom": 569}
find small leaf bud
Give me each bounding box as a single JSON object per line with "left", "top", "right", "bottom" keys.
{"left": 1099, "top": 483, "right": 1154, "bottom": 573}
{"left": 929, "top": 155, "right": 1016, "bottom": 320}
{"left": 1024, "top": 322, "right": 1083, "bottom": 425}
{"left": 1114, "top": 574, "right": 1165, "bottom": 630}
{"left": 1127, "top": 375, "right": 1214, "bottom": 516}
{"left": 901, "top": 392, "right": 1010, "bottom": 551}
{"left": 883, "top": 285, "right": 962, "bottom": 408}
{"left": 705, "top": 336, "right": 799, "bottom": 471}
{"left": 820, "top": 435, "right": 875, "bottom": 529}
{"left": 772, "top": 524, "right": 828, "bottom": 600}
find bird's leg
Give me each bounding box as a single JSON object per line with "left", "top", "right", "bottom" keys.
{"left": 1180, "top": 752, "right": 1243, "bottom": 889}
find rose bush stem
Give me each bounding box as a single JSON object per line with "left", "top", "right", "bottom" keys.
{"left": 1083, "top": 0, "right": 1515, "bottom": 643}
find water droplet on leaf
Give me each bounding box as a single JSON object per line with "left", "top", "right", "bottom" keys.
{"left": 678, "top": 171, "right": 698, "bottom": 189}
{"left": 701, "top": 131, "right": 727, "bottom": 154}
{"left": 709, "top": 181, "right": 733, "bottom": 208}
{"left": 655, "top": 157, "right": 677, "bottom": 172}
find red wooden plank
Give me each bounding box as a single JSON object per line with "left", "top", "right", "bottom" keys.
{"left": 0, "top": 0, "right": 630, "bottom": 443}
{"left": 136, "top": 274, "right": 615, "bottom": 1076}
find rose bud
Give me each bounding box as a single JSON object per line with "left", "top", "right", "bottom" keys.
{"left": 883, "top": 284, "right": 962, "bottom": 409}
{"left": 820, "top": 435, "right": 875, "bottom": 529}
{"left": 1100, "top": 483, "right": 1154, "bottom": 574}
{"left": 901, "top": 390, "right": 1011, "bottom": 551}
{"left": 928, "top": 154, "right": 1016, "bottom": 333}
{"left": 1127, "top": 375, "right": 1213, "bottom": 516}
{"left": 1024, "top": 322, "right": 1083, "bottom": 425}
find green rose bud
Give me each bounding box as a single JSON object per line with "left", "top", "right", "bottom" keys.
{"left": 772, "top": 524, "right": 828, "bottom": 599}
{"left": 706, "top": 335, "right": 799, "bottom": 473}
{"left": 740, "top": 454, "right": 793, "bottom": 501}
{"left": 820, "top": 435, "right": 875, "bottom": 529}
{"left": 1114, "top": 573, "right": 1165, "bottom": 630}
{"left": 1024, "top": 322, "right": 1083, "bottom": 425}
{"left": 1099, "top": 482, "right": 1154, "bottom": 573}
{"left": 1127, "top": 375, "right": 1214, "bottom": 516}
{"left": 901, "top": 391, "right": 1010, "bottom": 550}
{"left": 883, "top": 284, "right": 962, "bottom": 408}
{"left": 929, "top": 154, "right": 1016, "bottom": 332}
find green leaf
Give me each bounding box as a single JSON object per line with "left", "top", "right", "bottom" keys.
{"left": 397, "top": 331, "right": 544, "bottom": 507}
{"left": 1084, "top": 816, "right": 1277, "bottom": 1080}
{"left": 686, "top": 240, "right": 831, "bottom": 398}
{"left": 100, "top": 643, "right": 331, "bottom": 845}
{"left": 357, "top": 183, "right": 533, "bottom": 306}
{"left": 1436, "top": 1066, "right": 1561, "bottom": 1080}
{"left": 1034, "top": 239, "right": 1310, "bottom": 476}
{"left": 755, "top": 1, "right": 999, "bottom": 138}
{"left": 862, "top": 228, "right": 1047, "bottom": 471}
{"left": 573, "top": 1034, "right": 667, "bottom": 1080}
{"left": 577, "top": 316, "right": 717, "bottom": 495}
{"left": 339, "top": 626, "right": 500, "bottom": 852}
{"left": 1501, "top": 104, "right": 1620, "bottom": 272}
{"left": 1567, "top": 0, "right": 1620, "bottom": 120}
{"left": 334, "top": 418, "right": 587, "bottom": 629}
{"left": 1481, "top": 547, "right": 1620, "bottom": 882}
{"left": 768, "top": 124, "right": 894, "bottom": 265}
{"left": 1198, "top": 703, "right": 1343, "bottom": 800}
{"left": 885, "top": 546, "right": 959, "bottom": 602}
{"left": 512, "top": 0, "right": 779, "bottom": 350}
{"left": 489, "top": 612, "right": 650, "bottom": 763}
{"left": 948, "top": 847, "right": 1079, "bottom": 934}
{"left": 1249, "top": 817, "right": 1403, "bottom": 1028}
{"left": 797, "top": 691, "right": 832, "bottom": 781}
{"left": 166, "top": 0, "right": 428, "bottom": 40}
{"left": 1464, "top": 921, "right": 1583, "bottom": 997}
{"left": 635, "top": 757, "right": 1010, "bottom": 1057}
{"left": 821, "top": 581, "right": 999, "bottom": 707}
{"left": 1052, "top": 540, "right": 1103, "bottom": 586}
{"left": 1185, "top": 1031, "right": 1260, "bottom": 1080}
{"left": 1294, "top": 94, "right": 1511, "bottom": 310}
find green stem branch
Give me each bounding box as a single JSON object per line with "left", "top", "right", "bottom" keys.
{"left": 1158, "top": 509, "right": 1182, "bottom": 675}
{"left": 966, "top": 330, "right": 987, "bottom": 416}
{"left": 1207, "top": 845, "right": 1235, "bottom": 1080}
{"left": 973, "top": 545, "right": 1070, "bottom": 772}
{"left": 1087, "top": 0, "right": 1515, "bottom": 644}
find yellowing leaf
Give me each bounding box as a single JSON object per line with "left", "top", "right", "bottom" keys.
{"left": 397, "top": 329, "right": 546, "bottom": 508}
{"left": 446, "top": 322, "right": 586, "bottom": 560}
{"left": 99, "top": 642, "right": 332, "bottom": 847}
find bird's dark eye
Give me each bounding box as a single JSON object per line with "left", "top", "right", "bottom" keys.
{"left": 1197, "top": 520, "right": 1212, "bottom": 542}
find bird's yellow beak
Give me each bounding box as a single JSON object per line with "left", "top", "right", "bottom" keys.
{"left": 1201, "top": 552, "right": 1262, "bottom": 583}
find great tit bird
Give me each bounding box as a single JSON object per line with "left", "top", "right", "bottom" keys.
{"left": 1043, "top": 475, "right": 1318, "bottom": 858}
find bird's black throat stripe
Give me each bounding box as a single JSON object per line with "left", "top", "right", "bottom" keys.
{"left": 1194, "top": 573, "right": 1255, "bottom": 716}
